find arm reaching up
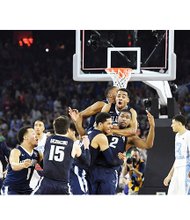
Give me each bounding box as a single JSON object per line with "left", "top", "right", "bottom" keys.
{"left": 68, "top": 107, "right": 86, "bottom": 136}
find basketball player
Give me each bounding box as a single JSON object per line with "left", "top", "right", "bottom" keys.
{"left": 101, "top": 88, "right": 138, "bottom": 137}
{"left": 30, "top": 120, "right": 48, "bottom": 190}
{"left": 69, "top": 108, "right": 124, "bottom": 194}
{"left": 1, "top": 126, "right": 42, "bottom": 195}
{"left": 117, "top": 109, "right": 155, "bottom": 151}
{"left": 78, "top": 86, "right": 118, "bottom": 135}
{"left": 69, "top": 123, "right": 90, "bottom": 195}
{"left": 33, "top": 115, "right": 90, "bottom": 195}
{"left": 163, "top": 114, "right": 190, "bottom": 195}
{"left": 109, "top": 109, "right": 155, "bottom": 194}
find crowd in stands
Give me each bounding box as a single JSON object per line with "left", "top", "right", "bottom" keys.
{"left": 0, "top": 31, "right": 190, "bottom": 148}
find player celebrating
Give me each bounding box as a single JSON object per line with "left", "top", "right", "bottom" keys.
{"left": 1, "top": 126, "right": 42, "bottom": 195}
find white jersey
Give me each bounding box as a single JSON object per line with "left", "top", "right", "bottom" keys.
{"left": 35, "top": 133, "right": 47, "bottom": 154}
{"left": 0, "top": 161, "right": 3, "bottom": 179}
{"left": 168, "top": 130, "right": 190, "bottom": 195}
{"left": 30, "top": 133, "right": 47, "bottom": 190}
{"left": 174, "top": 130, "right": 190, "bottom": 167}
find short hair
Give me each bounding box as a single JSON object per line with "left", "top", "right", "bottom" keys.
{"left": 34, "top": 120, "right": 44, "bottom": 125}
{"left": 104, "top": 86, "right": 117, "bottom": 98}
{"left": 120, "top": 108, "right": 132, "bottom": 116}
{"left": 17, "top": 126, "right": 32, "bottom": 144}
{"left": 95, "top": 112, "right": 111, "bottom": 125}
{"left": 173, "top": 114, "right": 187, "bottom": 126}
{"left": 53, "top": 116, "right": 70, "bottom": 135}
{"left": 117, "top": 88, "right": 130, "bottom": 97}
{"left": 131, "top": 148, "right": 140, "bottom": 154}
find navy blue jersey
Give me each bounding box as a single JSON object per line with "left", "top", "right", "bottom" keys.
{"left": 3, "top": 146, "right": 39, "bottom": 191}
{"left": 109, "top": 104, "right": 129, "bottom": 124}
{"left": 43, "top": 134, "right": 74, "bottom": 183}
{"left": 88, "top": 129, "right": 102, "bottom": 166}
{"left": 72, "top": 141, "right": 90, "bottom": 171}
{"left": 87, "top": 130, "right": 124, "bottom": 195}
{"left": 108, "top": 103, "right": 120, "bottom": 124}
{"left": 88, "top": 129, "right": 122, "bottom": 168}
{"left": 107, "top": 134, "right": 127, "bottom": 167}
{"left": 69, "top": 140, "right": 90, "bottom": 195}
{"left": 87, "top": 99, "right": 108, "bottom": 132}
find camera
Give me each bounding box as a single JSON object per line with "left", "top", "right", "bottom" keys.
{"left": 126, "top": 157, "right": 137, "bottom": 168}
{"left": 143, "top": 98, "right": 152, "bottom": 110}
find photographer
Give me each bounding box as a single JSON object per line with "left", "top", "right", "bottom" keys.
{"left": 121, "top": 148, "right": 145, "bottom": 195}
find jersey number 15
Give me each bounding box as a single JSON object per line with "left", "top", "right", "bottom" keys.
{"left": 49, "top": 145, "right": 65, "bottom": 162}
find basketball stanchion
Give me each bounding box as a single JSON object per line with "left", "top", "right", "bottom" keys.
{"left": 105, "top": 67, "right": 133, "bottom": 88}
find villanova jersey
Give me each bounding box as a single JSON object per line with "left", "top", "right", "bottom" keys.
{"left": 87, "top": 99, "right": 108, "bottom": 132}
{"left": 108, "top": 103, "right": 120, "bottom": 124}
{"left": 109, "top": 104, "right": 130, "bottom": 125}
{"left": 3, "top": 146, "right": 39, "bottom": 191}
{"left": 70, "top": 140, "right": 90, "bottom": 195}
{"left": 72, "top": 140, "right": 90, "bottom": 171}
{"left": 93, "top": 134, "right": 127, "bottom": 168}
{"left": 88, "top": 129, "right": 103, "bottom": 167}
{"left": 107, "top": 134, "right": 127, "bottom": 167}
{"left": 43, "top": 134, "right": 74, "bottom": 183}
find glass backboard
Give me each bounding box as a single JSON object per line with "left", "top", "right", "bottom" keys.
{"left": 73, "top": 30, "right": 176, "bottom": 82}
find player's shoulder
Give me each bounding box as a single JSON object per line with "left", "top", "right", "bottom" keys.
{"left": 10, "top": 146, "right": 22, "bottom": 156}
{"left": 95, "top": 133, "right": 107, "bottom": 142}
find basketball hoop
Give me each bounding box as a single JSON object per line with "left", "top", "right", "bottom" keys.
{"left": 105, "top": 68, "right": 132, "bottom": 88}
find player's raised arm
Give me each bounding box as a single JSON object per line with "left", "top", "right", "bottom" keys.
{"left": 127, "top": 110, "right": 155, "bottom": 149}
{"left": 68, "top": 107, "right": 86, "bottom": 136}
{"left": 80, "top": 101, "right": 106, "bottom": 118}
{"left": 101, "top": 102, "right": 112, "bottom": 113}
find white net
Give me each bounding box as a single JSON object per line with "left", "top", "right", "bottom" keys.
{"left": 105, "top": 68, "right": 132, "bottom": 88}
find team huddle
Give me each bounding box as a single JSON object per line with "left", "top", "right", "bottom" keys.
{"left": 0, "top": 86, "right": 189, "bottom": 195}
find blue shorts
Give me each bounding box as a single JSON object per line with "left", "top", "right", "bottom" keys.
{"left": 1, "top": 184, "right": 32, "bottom": 195}
{"left": 87, "top": 166, "right": 118, "bottom": 195}
{"left": 70, "top": 166, "right": 89, "bottom": 195}
{"left": 32, "top": 177, "right": 70, "bottom": 195}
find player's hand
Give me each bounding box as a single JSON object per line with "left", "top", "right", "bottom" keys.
{"left": 3, "top": 169, "right": 8, "bottom": 178}
{"left": 112, "top": 124, "right": 119, "bottom": 129}
{"left": 81, "top": 135, "right": 90, "bottom": 149}
{"left": 163, "top": 176, "right": 170, "bottom": 186}
{"left": 46, "top": 131, "right": 52, "bottom": 137}
{"left": 22, "top": 159, "right": 32, "bottom": 168}
{"left": 68, "top": 107, "right": 79, "bottom": 122}
{"left": 146, "top": 110, "right": 155, "bottom": 127}
{"left": 118, "top": 152, "right": 126, "bottom": 161}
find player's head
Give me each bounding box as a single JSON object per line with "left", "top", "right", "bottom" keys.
{"left": 95, "top": 112, "right": 113, "bottom": 134}
{"left": 115, "top": 88, "right": 130, "bottom": 110}
{"left": 17, "top": 126, "right": 38, "bottom": 146}
{"left": 171, "top": 114, "right": 186, "bottom": 133}
{"left": 118, "top": 109, "right": 132, "bottom": 129}
{"left": 34, "top": 120, "right": 45, "bottom": 136}
{"left": 53, "top": 115, "right": 70, "bottom": 135}
{"left": 105, "top": 86, "right": 118, "bottom": 104}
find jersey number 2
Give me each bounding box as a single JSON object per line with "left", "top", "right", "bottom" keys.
{"left": 109, "top": 137, "right": 119, "bottom": 149}
{"left": 49, "top": 145, "right": 65, "bottom": 162}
